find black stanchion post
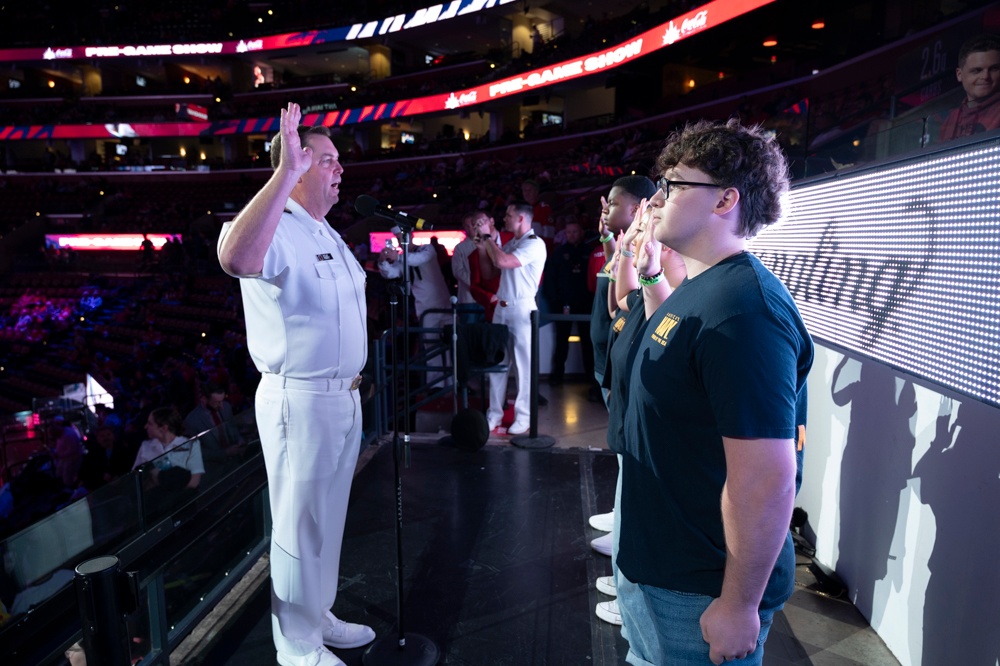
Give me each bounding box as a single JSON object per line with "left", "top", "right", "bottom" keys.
{"left": 511, "top": 310, "right": 555, "bottom": 449}
{"left": 74, "top": 556, "right": 134, "bottom": 666}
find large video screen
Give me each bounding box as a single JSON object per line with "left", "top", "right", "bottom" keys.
{"left": 750, "top": 136, "right": 1000, "bottom": 407}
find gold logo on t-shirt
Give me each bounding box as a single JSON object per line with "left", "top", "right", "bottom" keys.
{"left": 613, "top": 316, "right": 626, "bottom": 333}
{"left": 651, "top": 313, "right": 680, "bottom": 346}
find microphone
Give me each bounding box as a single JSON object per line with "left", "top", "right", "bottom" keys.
{"left": 355, "top": 194, "right": 432, "bottom": 231}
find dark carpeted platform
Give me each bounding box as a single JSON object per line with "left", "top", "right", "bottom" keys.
{"left": 205, "top": 441, "right": 627, "bottom": 665}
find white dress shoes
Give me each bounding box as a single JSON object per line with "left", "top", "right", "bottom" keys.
{"left": 277, "top": 646, "right": 346, "bottom": 666}
{"left": 322, "top": 611, "right": 376, "bottom": 649}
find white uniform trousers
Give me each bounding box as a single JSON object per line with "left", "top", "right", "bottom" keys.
{"left": 256, "top": 373, "right": 363, "bottom": 656}
{"left": 488, "top": 298, "right": 535, "bottom": 426}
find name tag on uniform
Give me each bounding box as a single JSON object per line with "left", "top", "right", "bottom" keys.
{"left": 317, "top": 253, "right": 334, "bottom": 261}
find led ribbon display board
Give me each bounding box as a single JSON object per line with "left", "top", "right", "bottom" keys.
{"left": 0, "top": 0, "right": 774, "bottom": 140}
{"left": 0, "top": 0, "right": 523, "bottom": 62}
{"left": 749, "top": 137, "right": 1000, "bottom": 408}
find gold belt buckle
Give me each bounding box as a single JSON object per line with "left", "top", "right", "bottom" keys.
{"left": 350, "top": 375, "right": 363, "bottom": 390}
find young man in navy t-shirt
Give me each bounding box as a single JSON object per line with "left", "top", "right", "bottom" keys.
{"left": 616, "top": 119, "right": 813, "bottom": 666}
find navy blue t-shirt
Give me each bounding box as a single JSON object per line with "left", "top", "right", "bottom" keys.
{"left": 605, "top": 289, "right": 648, "bottom": 454}
{"left": 618, "top": 251, "right": 813, "bottom": 610}
{"left": 590, "top": 271, "right": 613, "bottom": 381}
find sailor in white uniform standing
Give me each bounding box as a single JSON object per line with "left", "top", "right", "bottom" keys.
{"left": 218, "top": 102, "right": 374, "bottom": 666}
{"left": 477, "top": 200, "right": 547, "bottom": 435}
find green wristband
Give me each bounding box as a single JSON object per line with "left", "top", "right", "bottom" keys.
{"left": 599, "top": 232, "right": 614, "bottom": 244}
{"left": 638, "top": 270, "right": 664, "bottom": 286}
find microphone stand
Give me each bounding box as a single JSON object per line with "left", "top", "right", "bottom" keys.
{"left": 364, "top": 227, "right": 440, "bottom": 666}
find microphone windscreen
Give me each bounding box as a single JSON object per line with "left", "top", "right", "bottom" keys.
{"left": 355, "top": 194, "right": 378, "bottom": 216}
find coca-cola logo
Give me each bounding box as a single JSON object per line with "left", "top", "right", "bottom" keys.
{"left": 43, "top": 47, "right": 74, "bottom": 60}
{"left": 444, "top": 91, "right": 477, "bottom": 109}
{"left": 663, "top": 10, "right": 708, "bottom": 45}
{"left": 682, "top": 11, "right": 708, "bottom": 33}
{"left": 237, "top": 40, "right": 264, "bottom": 53}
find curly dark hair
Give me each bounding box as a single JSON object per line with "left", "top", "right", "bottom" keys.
{"left": 654, "top": 118, "right": 789, "bottom": 238}
{"left": 270, "top": 123, "right": 332, "bottom": 170}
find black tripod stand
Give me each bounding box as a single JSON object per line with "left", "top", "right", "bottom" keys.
{"left": 363, "top": 229, "right": 440, "bottom": 666}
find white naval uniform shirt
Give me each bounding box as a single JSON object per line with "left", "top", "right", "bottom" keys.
{"left": 219, "top": 198, "right": 367, "bottom": 380}
{"left": 497, "top": 232, "right": 546, "bottom": 305}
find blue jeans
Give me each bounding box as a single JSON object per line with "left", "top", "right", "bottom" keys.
{"left": 617, "top": 574, "right": 778, "bottom": 666}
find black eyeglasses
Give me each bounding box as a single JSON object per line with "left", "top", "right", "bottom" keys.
{"left": 657, "top": 177, "right": 719, "bottom": 199}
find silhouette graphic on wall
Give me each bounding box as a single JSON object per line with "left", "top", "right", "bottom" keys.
{"left": 831, "top": 356, "right": 916, "bottom": 621}
{"left": 914, "top": 396, "right": 1000, "bottom": 665}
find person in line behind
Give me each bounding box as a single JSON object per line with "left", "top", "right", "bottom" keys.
{"left": 593, "top": 199, "right": 686, "bottom": 628}
{"left": 586, "top": 175, "right": 657, "bottom": 567}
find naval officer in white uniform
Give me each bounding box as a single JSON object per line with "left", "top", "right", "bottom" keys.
{"left": 218, "top": 102, "right": 374, "bottom": 666}
{"left": 477, "top": 200, "right": 547, "bottom": 435}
